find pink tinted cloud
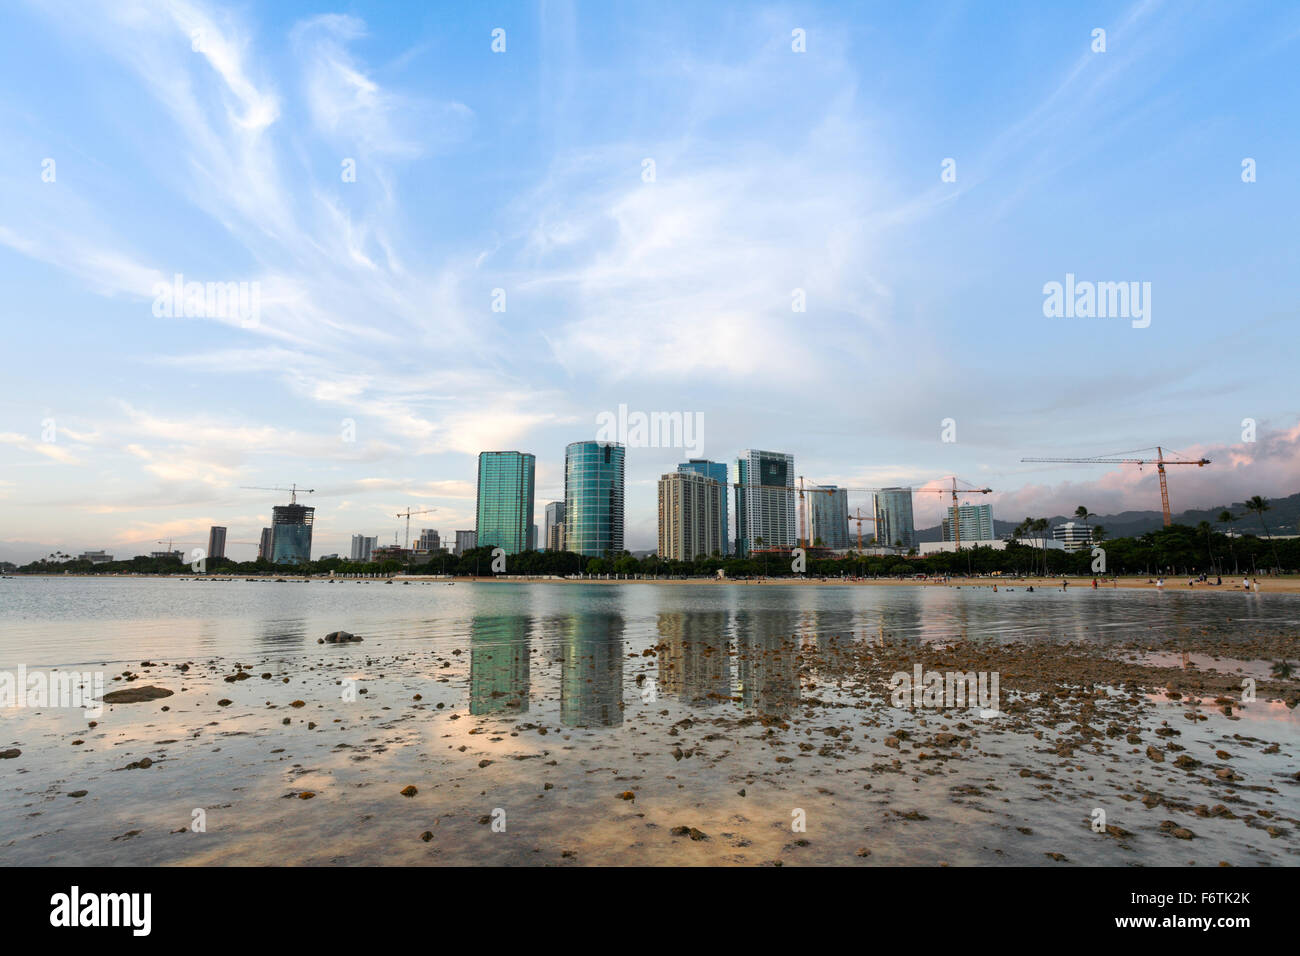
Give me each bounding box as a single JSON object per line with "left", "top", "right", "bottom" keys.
{"left": 982, "top": 420, "right": 1300, "bottom": 524}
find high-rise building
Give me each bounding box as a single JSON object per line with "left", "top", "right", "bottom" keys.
{"left": 658, "top": 471, "right": 726, "bottom": 560}
{"left": 350, "top": 534, "right": 378, "bottom": 562}
{"left": 78, "top": 550, "right": 113, "bottom": 563}
{"left": 270, "top": 503, "right": 314, "bottom": 565}
{"left": 258, "top": 527, "right": 273, "bottom": 561}
{"left": 1051, "top": 521, "right": 1093, "bottom": 552}
{"left": 873, "top": 488, "right": 915, "bottom": 549}
{"left": 734, "top": 449, "right": 795, "bottom": 555}
{"left": 416, "top": 528, "right": 441, "bottom": 552}
{"left": 454, "top": 530, "right": 477, "bottom": 556}
{"left": 808, "top": 486, "right": 849, "bottom": 549}
{"left": 475, "top": 451, "right": 536, "bottom": 556}
{"left": 565, "top": 441, "right": 626, "bottom": 557}
{"left": 941, "top": 503, "right": 994, "bottom": 543}
{"left": 543, "top": 501, "right": 565, "bottom": 551}
{"left": 678, "top": 459, "right": 729, "bottom": 554}
{"left": 207, "top": 526, "right": 227, "bottom": 560}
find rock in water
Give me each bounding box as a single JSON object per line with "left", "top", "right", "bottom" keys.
{"left": 323, "top": 631, "right": 363, "bottom": 643}
{"left": 102, "top": 686, "right": 174, "bottom": 704}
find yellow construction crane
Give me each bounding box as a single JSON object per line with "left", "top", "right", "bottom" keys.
{"left": 1020, "top": 446, "right": 1210, "bottom": 526}
{"left": 395, "top": 507, "right": 436, "bottom": 551}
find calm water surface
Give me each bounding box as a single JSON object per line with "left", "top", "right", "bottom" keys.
{"left": 3, "top": 577, "right": 1298, "bottom": 668}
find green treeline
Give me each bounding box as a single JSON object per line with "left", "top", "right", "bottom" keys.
{"left": 12, "top": 523, "right": 1297, "bottom": 578}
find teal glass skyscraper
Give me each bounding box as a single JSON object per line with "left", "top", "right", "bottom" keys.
{"left": 475, "top": 451, "right": 536, "bottom": 555}
{"left": 565, "top": 441, "right": 625, "bottom": 557}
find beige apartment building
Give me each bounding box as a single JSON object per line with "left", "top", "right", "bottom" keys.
{"left": 658, "top": 471, "right": 726, "bottom": 561}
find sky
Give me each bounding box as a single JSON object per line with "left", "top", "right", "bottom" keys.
{"left": 1, "top": 0, "right": 1298, "bottom": 562}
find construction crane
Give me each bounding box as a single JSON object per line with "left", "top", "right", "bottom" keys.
{"left": 1020, "top": 446, "right": 1210, "bottom": 527}
{"left": 774, "top": 478, "right": 987, "bottom": 554}
{"left": 923, "top": 476, "right": 994, "bottom": 550}
{"left": 395, "top": 507, "right": 436, "bottom": 551}
{"left": 797, "top": 476, "right": 992, "bottom": 550}
{"left": 241, "top": 483, "right": 315, "bottom": 505}
{"left": 847, "top": 508, "right": 877, "bottom": 552}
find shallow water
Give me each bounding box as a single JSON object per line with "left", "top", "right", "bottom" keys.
{"left": 4, "top": 577, "right": 1300, "bottom": 668}
{"left": 1, "top": 578, "right": 1297, "bottom": 867}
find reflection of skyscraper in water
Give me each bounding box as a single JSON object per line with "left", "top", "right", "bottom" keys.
{"left": 656, "top": 611, "right": 731, "bottom": 707}
{"left": 734, "top": 610, "right": 800, "bottom": 716}
{"left": 804, "top": 608, "right": 857, "bottom": 673}
{"left": 560, "top": 614, "right": 624, "bottom": 727}
{"left": 469, "top": 616, "right": 531, "bottom": 715}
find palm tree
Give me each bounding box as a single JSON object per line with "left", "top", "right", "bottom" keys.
{"left": 1271, "top": 660, "right": 1295, "bottom": 680}
{"left": 1197, "top": 520, "right": 1216, "bottom": 573}
{"left": 1074, "top": 506, "right": 1094, "bottom": 538}
{"left": 1244, "top": 495, "right": 1282, "bottom": 572}
{"left": 1032, "top": 517, "right": 1050, "bottom": 575}
{"left": 1091, "top": 525, "right": 1106, "bottom": 542}
{"left": 1218, "top": 510, "right": 1238, "bottom": 574}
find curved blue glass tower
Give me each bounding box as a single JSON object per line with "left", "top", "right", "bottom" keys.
{"left": 564, "top": 441, "right": 625, "bottom": 557}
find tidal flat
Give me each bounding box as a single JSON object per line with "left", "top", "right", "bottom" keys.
{"left": 1, "top": 578, "right": 1297, "bottom": 866}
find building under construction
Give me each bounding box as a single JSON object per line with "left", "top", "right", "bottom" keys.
{"left": 270, "top": 503, "right": 314, "bottom": 565}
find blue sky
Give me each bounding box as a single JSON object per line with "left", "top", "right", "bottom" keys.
{"left": 1, "top": 0, "right": 1298, "bottom": 561}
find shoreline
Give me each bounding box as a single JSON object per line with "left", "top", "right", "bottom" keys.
{"left": 9, "top": 572, "right": 1300, "bottom": 593}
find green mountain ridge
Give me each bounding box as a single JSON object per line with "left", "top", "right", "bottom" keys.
{"left": 916, "top": 491, "right": 1300, "bottom": 543}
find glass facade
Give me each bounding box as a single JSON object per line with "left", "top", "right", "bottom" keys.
{"left": 872, "top": 488, "right": 916, "bottom": 549}
{"left": 270, "top": 504, "right": 314, "bottom": 564}
{"left": 475, "top": 451, "right": 536, "bottom": 555}
{"left": 734, "top": 449, "right": 796, "bottom": 555}
{"left": 564, "top": 441, "right": 625, "bottom": 557}
{"left": 808, "top": 486, "right": 850, "bottom": 548}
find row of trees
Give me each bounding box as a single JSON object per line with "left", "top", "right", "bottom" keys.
{"left": 10, "top": 495, "right": 1292, "bottom": 579}
{"left": 13, "top": 523, "right": 1298, "bottom": 579}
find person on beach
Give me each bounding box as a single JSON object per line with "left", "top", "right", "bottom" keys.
{"left": 1092, "top": 578, "right": 1098, "bottom": 589}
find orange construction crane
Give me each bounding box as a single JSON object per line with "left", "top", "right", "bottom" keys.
{"left": 1020, "top": 447, "right": 1210, "bottom": 526}
{"left": 798, "top": 476, "right": 992, "bottom": 550}
{"left": 848, "top": 508, "right": 877, "bottom": 552}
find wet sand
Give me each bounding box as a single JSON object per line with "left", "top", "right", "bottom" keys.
{"left": 2, "top": 626, "right": 1296, "bottom": 866}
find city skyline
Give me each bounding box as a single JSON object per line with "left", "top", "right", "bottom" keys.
{"left": 2, "top": 1, "right": 1299, "bottom": 562}
{"left": 9, "top": 428, "right": 1300, "bottom": 563}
